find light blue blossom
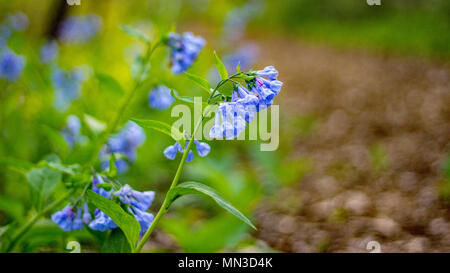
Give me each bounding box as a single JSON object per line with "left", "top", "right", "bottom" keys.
{"left": 0, "top": 48, "right": 25, "bottom": 82}
{"left": 40, "top": 40, "right": 59, "bottom": 64}
{"left": 168, "top": 32, "right": 205, "bottom": 75}
{"left": 148, "top": 85, "right": 175, "bottom": 110}
{"left": 72, "top": 207, "right": 84, "bottom": 230}
{"left": 51, "top": 205, "right": 75, "bottom": 231}
{"left": 58, "top": 14, "right": 102, "bottom": 44}
{"left": 209, "top": 66, "right": 282, "bottom": 139}
{"left": 51, "top": 66, "right": 86, "bottom": 111}
{"left": 163, "top": 140, "right": 209, "bottom": 161}
{"left": 61, "top": 115, "right": 85, "bottom": 148}
{"left": 89, "top": 209, "right": 117, "bottom": 232}
{"left": 92, "top": 174, "right": 113, "bottom": 198}
{"left": 129, "top": 207, "right": 154, "bottom": 235}
{"left": 82, "top": 202, "right": 91, "bottom": 224}
{"left": 99, "top": 121, "right": 146, "bottom": 173}
{"left": 114, "top": 184, "right": 155, "bottom": 211}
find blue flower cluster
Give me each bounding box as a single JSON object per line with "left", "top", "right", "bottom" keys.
{"left": 61, "top": 115, "right": 86, "bottom": 148}
{"left": 40, "top": 40, "right": 59, "bottom": 64}
{"left": 0, "top": 48, "right": 25, "bottom": 82}
{"left": 99, "top": 121, "right": 146, "bottom": 173}
{"left": 163, "top": 140, "right": 210, "bottom": 162}
{"left": 51, "top": 66, "right": 86, "bottom": 111}
{"left": 210, "top": 66, "right": 282, "bottom": 139}
{"left": 167, "top": 32, "right": 205, "bottom": 75}
{"left": 58, "top": 15, "right": 102, "bottom": 44}
{"left": 52, "top": 175, "right": 155, "bottom": 235}
{"left": 51, "top": 202, "right": 91, "bottom": 232}
{"left": 148, "top": 85, "right": 175, "bottom": 110}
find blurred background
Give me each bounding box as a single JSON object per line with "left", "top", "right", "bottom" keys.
{"left": 0, "top": 0, "right": 449, "bottom": 252}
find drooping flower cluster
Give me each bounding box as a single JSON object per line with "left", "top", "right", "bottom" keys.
{"left": 99, "top": 121, "right": 146, "bottom": 173}
{"left": 58, "top": 14, "right": 102, "bottom": 44}
{"left": 148, "top": 85, "right": 175, "bottom": 110}
{"left": 210, "top": 66, "right": 282, "bottom": 139}
{"left": 40, "top": 40, "right": 59, "bottom": 64}
{"left": 51, "top": 202, "right": 91, "bottom": 232}
{"left": 0, "top": 48, "right": 25, "bottom": 82}
{"left": 167, "top": 32, "right": 205, "bottom": 75}
{"left": 61, "top": 115, "right": 86, "bottom": 148}
{"left": 51, "top": 66, "right": 87, "bottom": 111}
{"left": 52, "top": 175, "right": 155, "bottom": 235}
{"left": 163, "top": 140, "right": 210, "bottom": 162}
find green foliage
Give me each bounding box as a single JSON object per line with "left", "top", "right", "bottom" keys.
{"left": 167, "top": 181, "right": 256, "bottom": 229}
{"left": 101, "top": 229, "right": 131, "bottom": 253}
{"left": 213, "top": 51, "right": 228, "bottom": 80}
{"left": 26, "top": 167, "right": 61, "bottom": 198}
{"left": 119, "top": 24, "right": 151, "bottom": 44}
{"left": 184, "top": 73, "right": 211, "bottom": 94}
{"left": 131, "top": 118, "right": 185, "bottom": 146}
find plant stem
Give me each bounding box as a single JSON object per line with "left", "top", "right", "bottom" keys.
{"left": 5, "top": 191, "right": 72, "bottom": 252}
{"left": 87, "top": 41, "right": 161, "bottom": 166}
{"left": 134, "top": 108, "right": 209, "bottom": 253}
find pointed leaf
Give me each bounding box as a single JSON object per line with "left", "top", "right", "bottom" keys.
{"left": 131, "top": 118, "right": 184, "bottom": 145}
{"left": 213, "top": 51, "right": 228, "bottom": 80}
{"left": 96, "top": 73, "right": 125, "bottom": 96}
{"left": 119, "top": 24, "right": 150, "bottom": 44}
{"left": 166, "top": 182, "right": 256, "bottom": 229}
{"left": 185, "top": 72, "right": 210, "bottom": 94}
{"left": 87, "top": 190, "right": 140, "bottom": 251}
{"left": 26, "top": 167, "right": 61, "bottom": 196}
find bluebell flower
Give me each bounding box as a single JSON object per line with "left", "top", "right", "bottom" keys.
{"left": 129, "top": 207, "right": 154, "bottom": 235}
{"left": 72, "top": 207, "right": 84, "bottom": 230}
{"left": 148, "top": 85, "right": 175, "bottom": 110}
{"left": 163, "top": 142, "right": 183, "bottom": 160}
{"left": 89, "top": 209, "right": 117, "bottom": 232}
{"left": 114, "top": 184, "right": 155, "bottom": 211}
{"left": 209, "top": 102, "right": 248, "bottom": 139}
{"left": 163, "top": 140, "right": 208, "bottom": 162}
{"left": 92, "top": 174, "right": 113, "bottom": 198}
{"left": 194, "top": 140, "right": 210, "bottom": 157}
{"left": 209, "top": 66, "right": 282, "bottom": 139}
{"left": 51, "top": 205, "right": 75, "bottom": 231}
{"left": 6, "top": 12, "right": 28, "bottom": 31}
{"left": 99, "top": 121, "right": 145, "bottom": 173}
{"left": 58, "top": 15, "right": 102, "bottom": 44}
{"left": 51, "top": 66, "right": 86, "bottom": 111}
{"left": 61, "top": 115, "right": 85, "bottom": 148}
{"left": 168, "top": 32, "right": 205, "bottom": 75}
{"left": 82, "top": 202, "right": 91, "bottom": 224}
{"left": 0, "top": 49, "right": 25, "bottom": 82}
{"left": 40, "top": 40, "right": 59, "bottom": 64}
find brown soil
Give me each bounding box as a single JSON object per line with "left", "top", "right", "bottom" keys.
{"left": 253, "top": 36, "right": 450, "bottom": 253}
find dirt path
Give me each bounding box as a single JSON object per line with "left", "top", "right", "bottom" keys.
{"left": 252, "top": 35, "right": 450, "bottom": 252}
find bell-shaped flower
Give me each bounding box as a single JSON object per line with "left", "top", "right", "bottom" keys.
{"left": 88, "top": 209, "right": 117, "bottom": 232}
{"left": 82, "top": 202, "right": 91, "bottom": 224}
{"left": 129, "top": 207, "right": 154, "bottom": 235}
{"left": 72, "top": 207, "right": 84, "bottom": 230}
{"left": 148, "top": 85, "right": 175, "bottom": 110}
{"left": 194, "top": 140, "right": 210, "bottom": 157}
{"left": 51, "top": 205, "right": 75, "bottom": 231}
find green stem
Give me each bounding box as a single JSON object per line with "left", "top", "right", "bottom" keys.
{"left": 134, "top": 108, "right": 209, "bottom": 253}
{"left": 5, "top": 191, "right": 72, "bottom": 252}
{"left": 87, "top": 41, "right": 162, "bottom": 166}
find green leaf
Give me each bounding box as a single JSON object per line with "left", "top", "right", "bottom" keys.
{"left": 213, "top": 51, "right": 228, "bottom": 80}
{"left": 96, "top": 73, "right": 125, "bottom": 96}
{"left": 87, "top": 190, "right": 140, "bottom": 251}
{"left": 108, "top": 153, "right": 117, "bottom": 177}
{"left": 101, "top": 229, "right": 131, "bottom": 253}
{"left": 26, "top": 167, "right": 61, "bottom": 197}
{"left": 185, "top": 72, "right": 210, "bottom": 94}
{"left": 131, "top": 118, "right": 185, "bottom": 145}
{"left": 0, "top": 157, "right": 33, "bottom": 173}
{"left": 236, "top": 62, "right": 241, "bottom": 73}
{"left": 44, "top": 162, "right": 81, "bottom": 175}
{"left": 166, "top": 182, "right": 256, "bottom": 230}
{"left": 119, "top": 24, "right": 150, "bottom": 43}
{"left": 170, "top": 90, "right": 207, "bottom": 106}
